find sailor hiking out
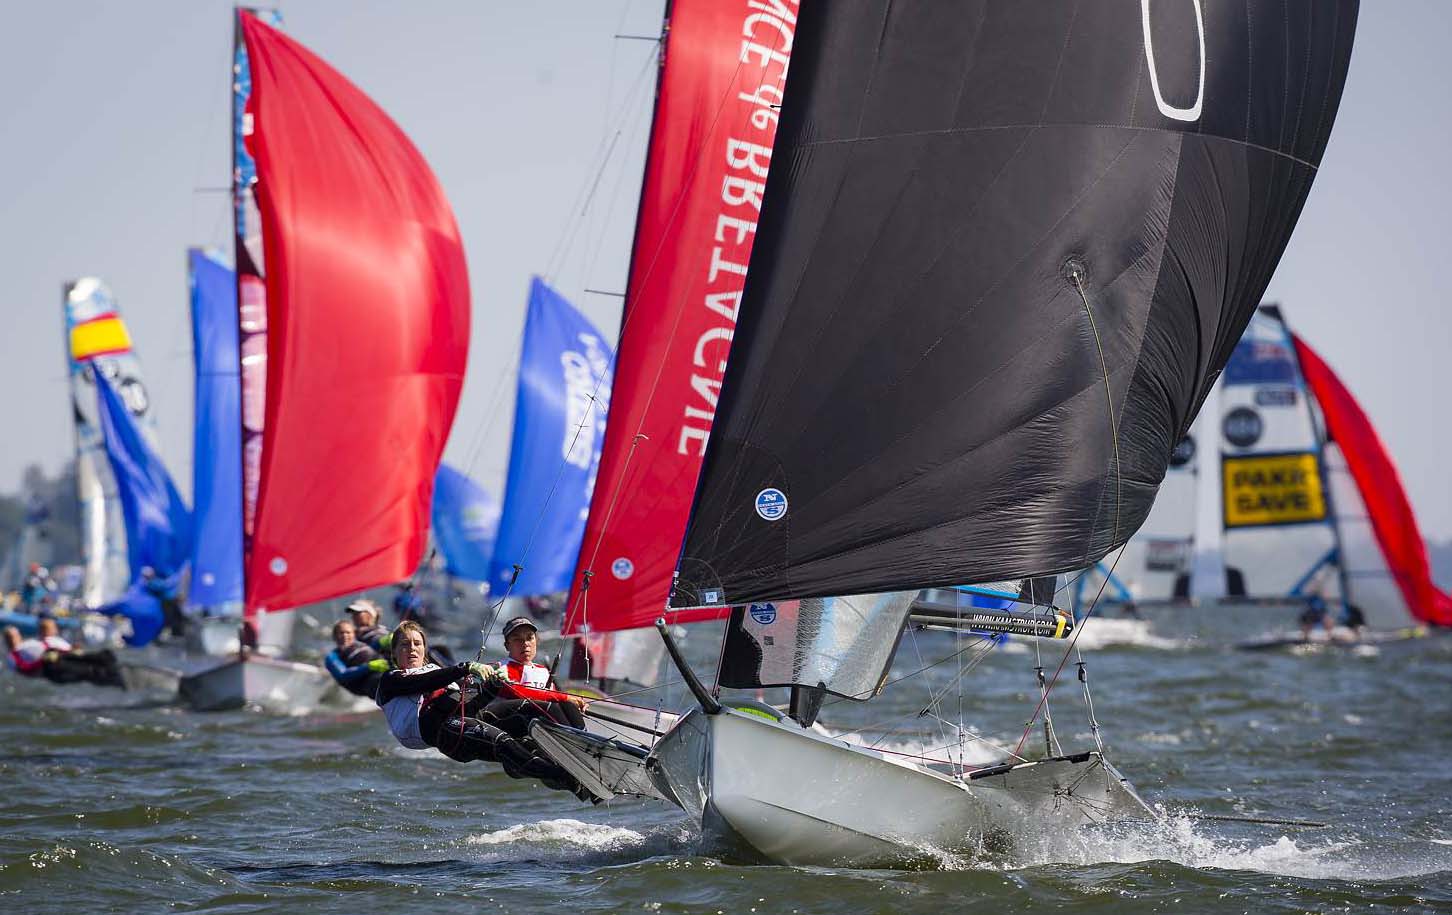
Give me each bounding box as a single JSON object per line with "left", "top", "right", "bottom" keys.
{"left": 375, "top": 620, "right": 596, "bottom": 799}
{"left": 497, "top": 616, "right": 587, "bottom": 728}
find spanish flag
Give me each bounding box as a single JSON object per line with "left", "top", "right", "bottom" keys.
{"left": 69, "top": 313, "right": 132, "bottom": 362}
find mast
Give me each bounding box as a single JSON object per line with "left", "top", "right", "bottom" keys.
{"left": 1280, "top": 308, "right": 1353, "bottom": 615}
{"left": 230, "top": 6, "right": 249, "bottom": 610}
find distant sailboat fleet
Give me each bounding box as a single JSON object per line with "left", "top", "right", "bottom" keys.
{"left": 16, "top": 0, "right": 1452, "bottom": 871}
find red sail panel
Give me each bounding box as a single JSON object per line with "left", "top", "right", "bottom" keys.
{"left": 562, "top": 0, "right": 795, "bottom": 635}
{"left": 239, "top": 14, "right": 469, "bottom": 613}
{"left": 1292, "top": 335, "right": 1452, "bottom": 626}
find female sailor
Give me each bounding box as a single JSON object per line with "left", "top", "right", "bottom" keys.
{"left": 374, "top": 620, "right": 592, "bottom": 798}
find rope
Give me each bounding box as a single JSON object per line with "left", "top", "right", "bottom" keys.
{"left": 1012, "top": 268, "right": 1126, "bottom": 758}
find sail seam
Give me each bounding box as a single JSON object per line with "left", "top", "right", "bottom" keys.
{"left": 792, "top": 124, "right": 1324, "bottom": 172}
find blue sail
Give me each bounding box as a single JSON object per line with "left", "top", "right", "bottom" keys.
{"left": 488, "top": 278, "right": 612, "bottom": 597}
{"left": 431, "top": 464, "right": 500, "bottom": 582}
{"left": 187, "top": 249, "right": 245, "bottom": 614}
{"left": 96, "top": 372, "right": 192, "bottom": 579}
{"left": 95, "top": 371, "right": 192, "bottom": 645}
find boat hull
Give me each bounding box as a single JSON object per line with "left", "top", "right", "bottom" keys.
{"left": 648, "top": 707, "right": 1152, "bottom": 867}
{"left": 178, "top": 655, "right": 333, "bottom": 713}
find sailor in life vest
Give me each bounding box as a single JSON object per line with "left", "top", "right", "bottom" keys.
{"left": 499, "top": 616, "right": 587, "bottom": 728}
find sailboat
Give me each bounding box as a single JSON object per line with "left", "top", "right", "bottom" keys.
{"left": 62, "top": 277, "right": 159, "bottom": 612}
{"left": 177, "top": 9, "right": 469, "bottom": 711}
{"left": 1078, "top": 305, "right": 1452, "bottom": 645}
{"left": 584, "top": 2, "right": 1361, "bottom": 865}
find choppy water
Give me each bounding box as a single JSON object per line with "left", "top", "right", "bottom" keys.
{"left": 3, "top": 605, "right": 1451, "bottom": 913}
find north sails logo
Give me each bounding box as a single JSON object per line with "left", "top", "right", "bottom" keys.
{"left": 611, "top": 557, "right": 634, "bottom": 580}
{"left": 755, "top": 488, "right": 787, "bottom": 522}
{"left": 748, "top": 603, "right": 777, "bottom": 625}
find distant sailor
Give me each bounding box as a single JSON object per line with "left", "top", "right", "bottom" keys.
{"left": 324, "top": 619, "right": 388, "bottom": 699}
{"left": 347, "top": 599, "right": 392, "bottom": 654}
{"left": 140, "top": 566, "right": 187, "bottom": 639}
{"left": 374, "top": 620, "right": 593, "bottom": 799}
{"left": 3, "top": 623, "right": 125, "bottom": 689}
{"left": 498, "top": 616, "right": 587, "bottom": 728}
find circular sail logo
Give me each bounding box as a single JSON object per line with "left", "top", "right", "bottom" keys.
{"left": 268, "top": 556, "right": 288, "bottom": 576}
{"left": 1169, "top": 434, "right": 1196, "bottom": 468}
{"left": 1223, "top": 407, "right": 1264, "bottom": 449}
{"left": 611, "top": 557, "right": 634, "bottom": 580}
{"left": 755, "top": 488, "right": 788, "bottom": 522}
{"left": 748, "top": 603, "right": 777, "bottom": 625}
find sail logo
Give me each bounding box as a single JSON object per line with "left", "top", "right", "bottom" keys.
{"left": 560, "top": 332, "right": 612, "bottom": 470}
{"left": 755, "top": 488, "right": 788, "bottom": 521}
{"left": 1222, "top": 407, "right": 1263, "bottom": 449}
{"left": 1140, "top": 0, "right": 1205, "bottom": 123}
{"left": 1222, "top": 452, "right": 1327, "bottom": 528}
{"left": 748, "top": 603, "right": 777, "bottom": 625}
{"left": 611, "top": 557, "right": 634, "bottom": 580}
{"left": 1254, "top": 386, "right": 1298, "bottom": 408}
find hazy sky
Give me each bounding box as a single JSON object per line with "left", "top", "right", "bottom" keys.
{"left": 1, "top": 2, "right": 1448, "bottom": 539}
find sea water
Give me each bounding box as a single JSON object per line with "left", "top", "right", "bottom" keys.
{"left": 2, "top": 604, "right": 1450, "bottom": 913}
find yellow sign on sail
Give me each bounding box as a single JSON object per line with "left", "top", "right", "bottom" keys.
{"left": 1223, "top": 452, "right": 1327, "bottom": 527}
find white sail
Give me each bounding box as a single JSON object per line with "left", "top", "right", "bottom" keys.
{"left": 1218, "top": 307, "right": 1338, "bottom": 602}
{"left": 63, "top": 278, "right": 159, "bottom": 607}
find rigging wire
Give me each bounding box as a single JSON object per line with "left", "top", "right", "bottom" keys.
{"left": 564, "top": 47, "right": 764, "bottom": 640}
{"left": 1012, "top": 267, "right": 1127, "bottom": 758}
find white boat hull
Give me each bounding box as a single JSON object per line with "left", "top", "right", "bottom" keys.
{"left": 648, "top": 707, "right": 1152, "bottom": 866}
{"left": 178, "top": 655, "right": 334, "bottom": 713}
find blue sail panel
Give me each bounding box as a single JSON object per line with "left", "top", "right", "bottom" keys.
{"left": 188, "top": 249, "right": 245, "bottom": 613}
{"left": 431, "top": 464, "right": 500, "bottom": 582}
{"left": 97, "top": 581, "right": 167, "bottom": 647}
{"left": 96, "top": 372, "right": 192, "bottom": 582}
{"left": 488, "top": 278, "right": 612, "bottom": 597}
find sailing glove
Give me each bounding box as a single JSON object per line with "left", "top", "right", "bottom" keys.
{"left": 467, "top": 661, "right": 501, "bottom": 683}
{"left": 366, "top": 659, "right": 389, "bottom": 672}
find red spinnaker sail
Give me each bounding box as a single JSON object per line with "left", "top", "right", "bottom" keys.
{"left": 1293, "top": 336, "right": 1452, "bottom": 626}
{"left": 240, "top": 14, "right": 469, "bottom": 613}
{"left": 562, "top": 0, "right": 795, "bottom": 635}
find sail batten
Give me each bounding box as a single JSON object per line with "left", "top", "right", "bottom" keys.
{"left": 670, "top": 1, "right": 1358, "bottom": 609}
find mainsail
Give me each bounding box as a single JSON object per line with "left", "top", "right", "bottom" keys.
{"left": 63, "top": 278, "right": 160, "bottom": 607}
{"left": 1294, "top": 336, "right": 1452, "bottom": 628}
{"left": 236, "top": 12, "right": 469, "bottom": 613}
{"left": 188, "top": 249, "right": 244, "bottom": 615}
{"left": 669, "top": 2, "right": 1359, "bottom": 609}
{"left": 562, "top": 0, "right": 795, "bottom": 637}
{"left": 431, "top": 464, "right": 499, "bottom": 584}
{"left": 94, "top": 373, "right": 192, "bottom": 585}
{"left": 487, "top": 278, "right": 611, "bottom": 599}
{"left": 1219, "top": 306, "right": 1337, "bottom": 598}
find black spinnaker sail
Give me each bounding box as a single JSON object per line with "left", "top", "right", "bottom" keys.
{"left": 671, "top": 1, "right": 1359, "bottom": 608}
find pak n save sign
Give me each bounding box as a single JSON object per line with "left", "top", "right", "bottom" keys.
{"left": 1222, "top": 452, "right": 1328, "bottom": 528}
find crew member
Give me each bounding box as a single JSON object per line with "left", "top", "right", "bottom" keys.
{"left": 325, "top": 619, "right": 389, "bottom": 698}
{"left": 347, "top": 599, "right": 392, "bottom": 654}
{"left": 374, "top": 621, "right": 591, "bottom": 798}
{"left": 140, "top": 567, "right": 187, "bottom": 639}
{"left": 4, "top": 624, "right": 125, "bottom": 688}
{"left": 498, "top": 616, "right": 587, "bottom": 728}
